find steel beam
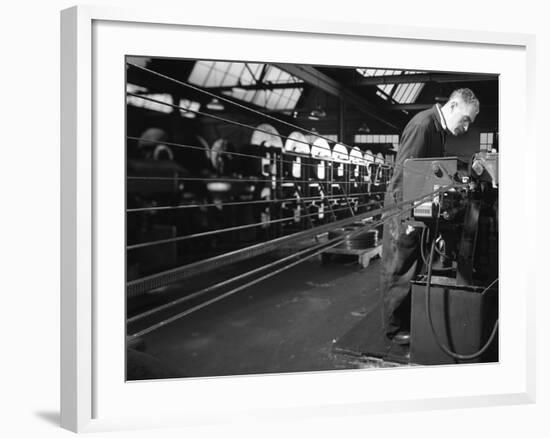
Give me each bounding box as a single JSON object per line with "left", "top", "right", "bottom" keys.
{"left": 386, "top": 103, "right": 498, "bottom": 111}
{"left": 209, "top": 82, "right": 305, "bottom": 92}
{"left": 274, "top": 64, "right": 401, "bottom": 130}
{"left": 352, "top": 73, "right": 498, "bottom": 86}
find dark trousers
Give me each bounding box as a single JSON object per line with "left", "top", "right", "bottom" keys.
{"left": 380, "top": 192, "right": 422, "bottom": 338}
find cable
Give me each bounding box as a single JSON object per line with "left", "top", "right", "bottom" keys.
{"left": 127, "top": 135, "right": 384, "bottom": 175}
{"left": 127, "top": 62, "right": 401, "bottom": 170}
{"left": 420, "top": 225, "right": 429, "bottom": 266}
{"left": 126, "top": 190, "right": 388, "bottom": 213}
{"left": 127, "top": 198, "right": 385, "bottom": 250}
{"left": 126, "top": 91, "right": 434, "bottom": 182}
{"left": 128, "top": 135, "right": 326, "bottom": 170}
{"left": 128, "top": 175, "right": 387, "bottom": 185}
{"left": 126, "top": 191, "right": 393, "bottom": 297}
{"left": 127, "top": 202, "right": 413, "bottom": 339}
{"left": 424, "top": 204, "right": 499, "bottom": 361}
{"left": 127, "top": 186, "right": 447, "bottom": 318}
{"left": 129, "top": 223, "right": 365, "bottom": 324}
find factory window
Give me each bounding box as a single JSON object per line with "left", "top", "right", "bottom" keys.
{"left": 378, "top": 84, "right": 394, "bottom": 96}
{"left": 354, "top": 134, "right": 399, "bottom": 148}
{"left": 127, "top": 91, "right": 173, "bottom": 114}
{"left": 323, "top": 134, "right": 338, "bottom": 142}
{"left": 127, "top": 83, "right": 148, "bottom": 94}
{"left": 245, "top": 87, "right": 302, "bottom": 111}
{"left": 188, "top": 61, "right": 304, "bottom": 111}
{"left": 376, "top": 89, "right": 390, "bottom": 100}
{"left": 356, "top": 68, "right": 423, "bottom": 77}
{"left": 392, "top": 83, "right": 425, "bottom": 104}
{"left": 480, "top": 132, "right": 495, "bottom": 151}
{"left": 179, "top": 99, "right": 201, "bottom": 118}
{"left": 356, "top": 68, "right": 425, "bottom": 104}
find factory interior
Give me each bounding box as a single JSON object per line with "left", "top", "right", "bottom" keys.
{"left": 125, "top": 57, "right": 499, "bottom": 380}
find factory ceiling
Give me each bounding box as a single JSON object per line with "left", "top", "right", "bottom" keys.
{"left": 126, "top": 57, "right": 498, "bottom": 134}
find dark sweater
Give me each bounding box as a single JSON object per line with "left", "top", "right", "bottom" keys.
{"left": 389, "top": 104, "right": 447, "bottom": 198}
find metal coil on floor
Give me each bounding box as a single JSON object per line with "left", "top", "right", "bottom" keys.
{"left": 328, "top": 227, "right": 378, "bottom": 250}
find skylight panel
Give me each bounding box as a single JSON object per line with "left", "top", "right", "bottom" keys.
{"left": 226, "top": 63, "right": 245, "bottom": 82}
{"left": 401, "top": 84, "right": 415, "bottom": 102}
{"left": 392, "top": 83, "right": 407, "bottom": 102}
{"left": 222, "top": 84, "right": 302, "bottom": 111}
{"left": 203, "top": 63, "right": 227, "bottom": 87}
{"left": 188, "top": 61, "right": 213, "bottom": 86}
{"left": 190, "top": 61, "right": 303, "bottom": 111}
{"left": 356, "top": 69, "right": 426, "bottom": 102}
{"left": 408, "top": 83, "right": 424, "bottom": 102}
{"left": 392, "top": 83, "right": 424, "bottom": 104}
{"left": 357, "top": 68, "right": 405, "bottom": 77}
{"left": 263, "top": 66, "right": 302, "bottom": 84}
{"left": 357, "top": 68, "right": 424, "bottom": 77}
{"left": 127, "top": 83, "right": 148, "bottom": 93}
{"left": 127, "top": 93, "right": 173, "bottom": 113}
{"left": 376, "top": 90, "right": 388, "bottom": 100}
{"left": 247, "top": 64, "right": 264, "bottom": 81}
{"left": 189, "top": 61, "right": 249, "bottom": 88}
{"left": 253, "top": 90, "right": 268, "bottom": 107}
{"left": 223, "top": 88, "right": 245, "bottom": 101}
{"left": 238, "top": 65, "right": 257, "bottom": 85}
{"left": 266, "top": 90, "right": 280, "bottom": 108}
{"left": 263, "top": 67, "right": 282, "bottom": 83}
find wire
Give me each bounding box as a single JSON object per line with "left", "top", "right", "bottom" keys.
{"left": 420, "top": 225, "right": 429, "bottom": 266}
{"left": 125, "top": 191, "right": 393, "bottom": 297}
{"left": 127, "top": 175, "right": 385, "bottom": 185}
{"left": 128, "top": 220, "right": 378, "bottom": 324}
{"left": 127, "top": 198, "right": 383, "bottom": 250}
{"left": 127, "top": 202, "right": 412, "bottom": 339}
{"left": 127, "top": 186, "right": 448, "bottom": 312}
{"left": 126, "top": 91, "right": 434, "bottom": 182}
{"left": 127, "top": 62, "right": 400, "bottom": 169}
{"left": 128, "top": 92, "right": 335, "bottom": 167}
{"left": 424, "top": 204, "right": 499, "bottom": 361}
{"left": 127, "top": 190, "right": 387, "bottom": 213}
{"left": 128, "top": 135, "right": 320, "bottom": 169}
{"left": 127, "top": 135, "right": 386, "bottom": 174}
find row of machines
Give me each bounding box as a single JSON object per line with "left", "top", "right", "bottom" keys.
{"left": 127, "top": 124, "right": 395, "bottom": 281}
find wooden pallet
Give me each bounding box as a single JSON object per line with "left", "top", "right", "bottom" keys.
{"left": 321, "top": 244, "right": 382, "bottom": 268}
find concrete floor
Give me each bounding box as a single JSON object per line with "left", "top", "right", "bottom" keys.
{"left": 132, "top": 253, "right": 387, "bottom": 379}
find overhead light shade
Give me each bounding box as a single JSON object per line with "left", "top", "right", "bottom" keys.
{"left": 358, "top": 123, "right": 370, "bottom": 133}
{"left": 181, "top": 111, "right": 196, "bottom": 119}
{"left": 308, "top": 105, "right": 326, "bottom": 120}
{"left": 206, "top": 98, "right": 224, "bottom": 111}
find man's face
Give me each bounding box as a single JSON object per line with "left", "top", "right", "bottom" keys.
{"left": 446, "top": 100, "right": 478, "bottom": 136}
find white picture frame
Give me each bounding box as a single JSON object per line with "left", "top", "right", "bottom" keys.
{"left": 60, "top": 5, "right": 536, "bottom": 433}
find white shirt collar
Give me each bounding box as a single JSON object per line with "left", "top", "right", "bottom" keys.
{"left": 435, "top": 104, "right": 447, "bottom": 131}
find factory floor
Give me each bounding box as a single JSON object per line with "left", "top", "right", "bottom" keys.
{"left": 129, "top": 252, "right": 399, "bottom": 380}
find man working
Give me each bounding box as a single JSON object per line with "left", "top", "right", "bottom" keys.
{"left": 380, "top": 88, "right": 480, "bottom": 345}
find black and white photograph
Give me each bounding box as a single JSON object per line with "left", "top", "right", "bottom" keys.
{"left": 3, "top": 0, "right": 548, "bottom": 434}
{"left": 125, "top": 57, "right": 499, "bottom": 380}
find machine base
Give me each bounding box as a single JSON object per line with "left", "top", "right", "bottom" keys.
{"left": 410, "top": 276, "right": 498, "bottom": 365}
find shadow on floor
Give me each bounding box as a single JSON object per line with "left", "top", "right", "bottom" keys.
{"left": 34, "top": 411, "right": 59, "bottom": 427}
